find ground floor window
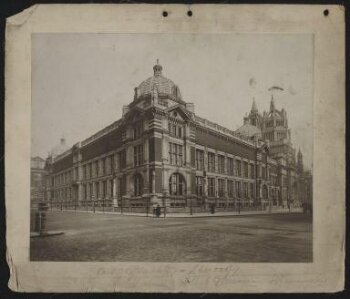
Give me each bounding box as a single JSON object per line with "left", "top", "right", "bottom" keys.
{"left": 243, "top": 182, "right": 248, "bottom": 198}
{"left": 119, "top": 177, "right": 126, "bottom": 196}
{"left": 218, "top": 179, "right": 225, "bottom": 197}
{"left": 235, "top": 181, "right": 241, "bottom": 198}
{"left": 169, "top": 173, "right": 186, "bottom": 196}
{"left": 103, "top": 181, "right": 107, "bottom": 198}
{"left": 250, "top": 183, "right": 255, "bottom": 198}
{"left": 196, "top": 176, "right": 204, "bottom": 196}
{"left": 208, "top": 177, "right": 215, "bottom": 197}
{"left": 134, "top": 173, "right": 143, "bottom": 196}
{"left": 227, "top": 180, "right": 234, "bottom": 198}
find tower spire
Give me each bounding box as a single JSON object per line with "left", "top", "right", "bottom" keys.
{"left": 270, "top": 94, "right": 275, "bottom": 112}
{"left": 251, "top": 97, "right": 258, "bottom": 113}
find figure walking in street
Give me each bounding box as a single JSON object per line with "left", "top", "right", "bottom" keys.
{"left": 155, "top": 204, "right": 161, "bottom": 218}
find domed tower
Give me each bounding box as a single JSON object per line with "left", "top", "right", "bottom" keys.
{"left": 133, "top": 60, "right": 185, "bottom": 107}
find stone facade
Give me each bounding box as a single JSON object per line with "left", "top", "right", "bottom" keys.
{"left": 44, "top": 62, "right": 312, "bottom": 212}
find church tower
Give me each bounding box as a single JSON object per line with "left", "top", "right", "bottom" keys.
{"left": 246, "top": 98, "right": 262, "bottom": 129}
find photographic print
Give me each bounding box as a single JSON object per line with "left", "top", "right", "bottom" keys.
{"left": 6, "top": 4, "right": 344, "bottom": 293}
{"left": 30, "top": 33, "right": 313, "bottom": 263}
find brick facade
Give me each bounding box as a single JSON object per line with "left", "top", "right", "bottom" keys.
{"left": 44, "top": 63, "right": 312, "bottom": 212}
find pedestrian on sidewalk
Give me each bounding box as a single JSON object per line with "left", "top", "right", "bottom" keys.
{"left": 155, "top": 204, "right": 161, "bottom": 218}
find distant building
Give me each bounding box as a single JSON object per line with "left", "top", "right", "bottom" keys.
{"left": 44, "top": 62, "right": 312, "bottom": 212}
{"left": 31, "top": 156, "right": 47, "bottom": 206}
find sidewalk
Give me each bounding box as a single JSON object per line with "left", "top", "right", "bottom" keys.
{"left": 53, "top": 207, "right": 303, "bottom": 218}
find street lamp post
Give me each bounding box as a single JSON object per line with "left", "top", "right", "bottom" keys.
{"left": 189, "top": 197, "right": 193, "bottom": 216}
{"left": 92, "top": 195, "right": 95, "bottom": 213}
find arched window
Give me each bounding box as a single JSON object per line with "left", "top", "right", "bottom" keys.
{"left": 134, "top": 173, "right": 143, "bottom": 196}
{"left": 169, "top": 173, "right": 186, "bottom": 196}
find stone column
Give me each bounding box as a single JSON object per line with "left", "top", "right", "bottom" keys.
{"left": 151, "top": 170, "right": 156, "bottom": 194}
{"left": 78, "top": 183, "right": 83, "bottom": 204}
{"left": 113, "top": 177, "right": 118, "bottom": 207}
{"left": 224, "top": 178, "right": 228, "bottom": 209}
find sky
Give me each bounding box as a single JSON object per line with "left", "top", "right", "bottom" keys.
{"left": 32, "top": 33, "right": 313, "bottom": 168}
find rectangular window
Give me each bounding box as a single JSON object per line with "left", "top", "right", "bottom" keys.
{"left": 218, "top": 179, "right": 225, "bottom": 197}
{"left": 119, "top": 150, "right": 126, "bottom": 170}
{"left": 95, "top": 161, "right": 99, "bottom": 177}
{"left": 227, "top": 157, "right": 234, "bottom": 175}
{"left": 196, "top": 176, "right": 204, "bottom": 196}
{"left": 133, "top": 123, "right": 143, "bottom": 139}
{"left": 105, "top": 156, "right": 110, "bottom": 174}
{"left": 250, "top": 183, "right": 255, "bottom": 198}
{"left": 243, "top": 182, "right": 248, "bottom": 198}
{"left": 178, "top": 127, "right": 182, "bottom": 138}
{"left": 218, "top": 155, "right": 225, "bottom": 174}
{"left": 195, "top": 150, "right": 204, "bottom": 171}
{"left": 208, "top": 177, "right": 215, "bottom": 197}
{"left": 208, "top": 152, "right": 215, "bottom": 172}
{"left": 169, "top": 143, "right": 183, "bottom": 166}
{"left": 243, "top": 161, "right": 248, "bottom": 178}
{"left": 236, "top": 160, "right": 241, "bottom": 177}
{"left": 110, "top": 155, "right": 114, "bottom": 173}
{"left": 250, "top": 164, "right": 255, "bottom": 179}
{"left": 235, "top": 181, "right": 241, "bottom": 198}
{"left": 227, "top": 180, "right": 234, "bottom": 197}
{"left": 96, "top": 182, "right": 100, "bottom": 198}
{"left": 102, "top": 158, "right": 106, "bottom": 175}
{"left": 83, "top": 165, "right": 87, "bottom": 179}
{"left": 103, "top": 181, "right": 107, "bottom": 198}
{"left": 168, "top": 122, "right": 183, "bottom": 138}
{"left": 134, "top": 144, "right": 144, "bottom": 166}
{"left": 89, "top": 183, "right": 93, "bottom": 199}
{"left": 119, "top": 177, "right": 126, "bottom": 195}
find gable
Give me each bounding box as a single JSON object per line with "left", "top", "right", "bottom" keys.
{"left": 167, "top": 105, "right": 191, "bottom": 122}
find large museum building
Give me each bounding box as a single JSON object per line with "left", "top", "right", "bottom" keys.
{"left": 44, "top": 62, "right": 311, "bottom": 212}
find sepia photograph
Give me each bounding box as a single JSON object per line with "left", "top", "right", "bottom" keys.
{"left": 30, "top": 33, "right": 313, "bottom": 263}
{"left": 5, "top": 4, "right": 345, "bottom": 293}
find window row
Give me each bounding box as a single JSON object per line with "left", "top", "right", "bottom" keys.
{"left": 53, "top": 170, "right": 73, "bottom": 187}
{"left": 197, "top": 176, "right": 256, "bottom": 199}
{"left": 83, "top": 155, "right": 115, "bottom": 180}
{"left": 82, "top": 180, "right": 114, "bottom": 200}
{"left": 53, "top": 187, "right": 72, "bottom": 200}
{"left": 195, "top": 150, "right": 257, "bottom": 178}
{"left": 168, "top": 122, "right": 183, "bottom": 138}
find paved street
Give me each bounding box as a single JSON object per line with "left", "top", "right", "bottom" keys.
{"left": 30, "top": 211, "right": 312, "bottom": 262}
